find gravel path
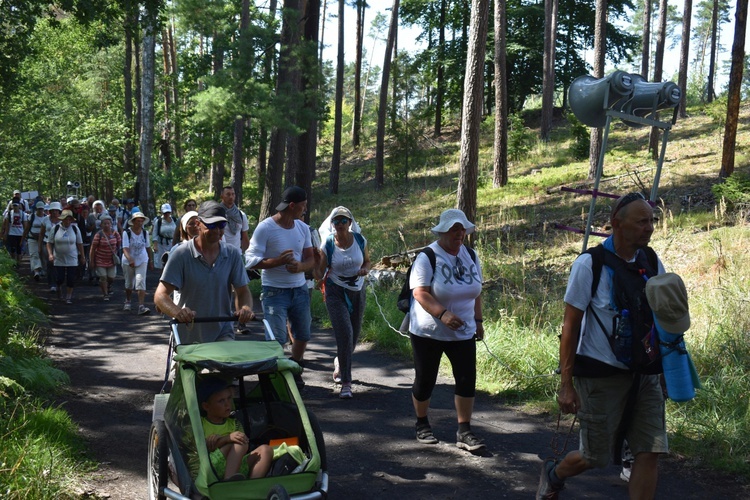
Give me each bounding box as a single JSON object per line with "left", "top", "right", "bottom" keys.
{"left": 26, "top": 267, "right": 746, "bottom": 499}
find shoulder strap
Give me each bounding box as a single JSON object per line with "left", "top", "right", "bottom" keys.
{"left": 325, "top": 234, "right": 335, "bottom": 266}
{"left": 466, "top": 246, "right": 477, "bottom": 264}
{"left": 156, "top": 217, "right": 162, "bottom": 236}
{"left": 584, "top": 244, "right": 606, "bottom": 297}
{"left": 352, "top": 232, "right": 366, "bottom": 254}
{"left": 422, "top": 246, "right": 436, "bottom": 275}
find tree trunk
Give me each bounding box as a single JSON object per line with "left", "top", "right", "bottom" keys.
{"left": 261, "top": 0, "right": 300, "bottom": 219}
{"left": 232, "top": 118, "right": 245, "bottom": 208}
{"left": 209, "top": 33, "right": 226, "bottom": 198}
{"left": 493, "top": 0, "right": 508, "bottom": 188}
{"left": 169, "top": 24, "right": 182, "bottom": 164}
{"left": 257, "top": 0, "right": 278, "bottom": 189}
{"left": 297, "top": 0, "right": 320, "bottom": 222}
{"left": 434, "top": 0, "right": 446, "bottom": 137}
{"left": 231, "top": 0, "right": 251, "bottom": 209}
{"left": 375, "top": 0, "right": 400, "bottom": 189}
{"left": 588, "top": 0, "right": 607, "bottom": 180}
{"left": 720, "top": 0, "right": 748, "bottom": 178}
{"left": 540, "top": 0, "right": 558, "bottom": 141}
{"left": 641, "top": 0, "right": 651, "bottom": 79}
{"left": 123, "top": 0, "right": 136, "bottom": 178}
{"left": 457, "top": 0, "right": 490, "bottom": 224}
{"left": 351, "top": 0, "right": 364, "bottom": 148}
{"left": 139, "top": 5, "right": 158, "bottom": 216}
{"left": 707, "top": 0, "right": 719, "bottom": 102}
{"left": 161, "top": 28, "right": 174, "bottom": 207}
{"left": 330, "top": 0, "right": 345, "bottom": 194}
{"left": 678, "top": 0, "right": 693, "bottom": 118}
{"left": 649, "top": 0, "right": 668, "bottom": 160}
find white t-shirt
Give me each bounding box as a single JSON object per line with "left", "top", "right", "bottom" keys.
{"left": 51, "top": 223, "right": 82, "bottom": 266}
{"left": 564, "top": 251, "right": 665, "bottom": 369}
{"left": 320, "top": 234, "right": 366, "bottom": 291}
{"left": 246, "top": 217, "right": 311, "bottom": 288}
{"left": 408, "top": 242, "right": 483, "bottom": 341}
{"left": 222, "top": 206, "right": 249, "bottom": 249}
{"left": 122, "top": 228, "right": 150, "bottom": 266}
{"left": 5, "top": 210, "right": 27, "bottom": 236}
{"left": 28, "top": 212, "right": 45, "bottom": 237}
{"left": 42, "top": 216, "right": 60, "bottom": 243}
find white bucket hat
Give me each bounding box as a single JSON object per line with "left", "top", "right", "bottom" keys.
{"left": 431, "top": 209, "right": 475, "bottom": 235}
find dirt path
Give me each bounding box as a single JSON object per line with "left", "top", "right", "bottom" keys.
{"left": 27, "top": 267, "right": 746, "bottom": 499}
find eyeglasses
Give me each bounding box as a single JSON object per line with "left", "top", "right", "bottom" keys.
{"left": 332, "top": 217, "right": 350, "bottom": 225}
{"left": 612, "top": 192, "right": 646, "bottom": 220}
{"left": 204, "top": 221, "right": 227, "bottom": 230}
{"left": 454, "top": 256, "right": 465, "bottom": 281}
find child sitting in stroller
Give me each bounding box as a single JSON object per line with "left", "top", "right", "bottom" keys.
{"left": 198, "top": 375, "right": 273, "bottom": 481}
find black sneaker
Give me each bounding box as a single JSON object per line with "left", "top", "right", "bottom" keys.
{"left": 416, "top": 424, "right": 439, "bottom": 444}
{"left": 456, "top": 430, "right": 485, "bottom": 451}
{"left": 292, "top": 371, "right": 305, "bottom": 389}
{"left": 536, "top": 458, "right": 564, "bottom": 500}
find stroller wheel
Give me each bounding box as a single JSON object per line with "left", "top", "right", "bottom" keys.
{"left": 147, "top": 420, "right": 169, "bottom": 500}
{"left": 266, "top": 484, "right": 290, "bottom": 500}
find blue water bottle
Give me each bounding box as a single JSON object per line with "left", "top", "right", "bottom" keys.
{"left": 657, "top": 323, "right": 695, "bottom": 402}
{"left": 614, "top": 309, "right": 632, "bottom": 365}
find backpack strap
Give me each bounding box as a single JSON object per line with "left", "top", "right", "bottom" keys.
{"left": 325, "top": 232, "right": 367, "bottom": 266}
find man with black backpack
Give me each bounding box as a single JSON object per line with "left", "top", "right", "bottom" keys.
{"left": 537, "top": 193, "right": 667, "bottom": 500}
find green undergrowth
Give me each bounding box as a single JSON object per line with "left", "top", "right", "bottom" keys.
{"left": 0, "top": 252, "right": 93, "bottom": 498}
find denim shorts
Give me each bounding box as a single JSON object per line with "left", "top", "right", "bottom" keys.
{"left": 260, "top": 285, "right": 311, "bottom": 344}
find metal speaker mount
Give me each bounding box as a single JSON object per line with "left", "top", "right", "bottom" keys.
{"left": 568, "top": 70, "right": 635, "bottom": 127}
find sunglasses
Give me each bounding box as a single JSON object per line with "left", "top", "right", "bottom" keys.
{"left": 332, "top": 217, "right": 350, "bottom": 225}
{"left": 204, "top": 221, "right": 227, "bottom": 230}
{"left": 454, "top": 256, "right": 466, "bottom": 281}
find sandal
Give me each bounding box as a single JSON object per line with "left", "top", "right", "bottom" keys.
{"left": 416, "top": 424, "right": 439, "bottom": 444}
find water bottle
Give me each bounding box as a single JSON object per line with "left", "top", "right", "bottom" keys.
{"left": 657, "top": 325, "right": 696, "bottom": 402}
{"left": 614, "top": 309, "right": 632, "bottom": 366}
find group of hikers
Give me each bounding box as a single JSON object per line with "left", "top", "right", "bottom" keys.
{"left": 3, "top": 184, "right": 692, "bottom": 499}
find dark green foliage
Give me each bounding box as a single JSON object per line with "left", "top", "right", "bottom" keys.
{"left": 508, "top": 113, "right": 532, "bottom": 161}
{"left": 712, "top": 172, "right": 750, "bottom": 207}
{"left": 567, "top": 112, "right": 590, "bottom": 159}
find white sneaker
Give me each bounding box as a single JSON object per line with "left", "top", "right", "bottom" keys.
{"left": 123, "top": 302, "right": 131, "bottom": 311}
{"left": 620, "top": 465, "right": 631, "bottom": 482}
{"left": 138, "top": 305, "right": 151, "bottom": 315}
{"left": 332, "top": 356, "right": 341, "bottom": 383}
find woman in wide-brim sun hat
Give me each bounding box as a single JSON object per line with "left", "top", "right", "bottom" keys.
{"left": 122, "top": 211, "right": 154, "bottom": 315}
{"left": 407, "top": 208, "right": 485, "bottom": 452}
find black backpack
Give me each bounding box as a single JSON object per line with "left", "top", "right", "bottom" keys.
{"left": 396, "top": 246, "right": 476, "bottom": 314}
{"left": 585, "top": 244, "right": 662, "bottom": 374}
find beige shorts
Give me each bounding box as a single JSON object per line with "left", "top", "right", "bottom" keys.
{"left": 575, "top": 372, "right": 668, "bottom": 467}
{"left": 95, "top": 266, "right": 116, "bottom": 279}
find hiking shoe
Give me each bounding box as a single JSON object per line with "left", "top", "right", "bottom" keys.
{"left": 456, "top": 430, "right": 485, "bottom": 452}
{"left": 138, "top": 305, "right": 151, "bottom": 315}
{"left": 103, "top": 295, "right": 110, "bottom": 302}
{"left": 339, "top": 383, "right": 353, "bottom": 399}
{"left": 536, "top": 458, "right": 564, "bottom": 500}
{"left": 33, "top": 272, "right": 40, "bottom": 281}
{"left": 123, "top": 302, "right": 132, "bottom": 312}
{"left": 416, "top": 424, "right": 439, "bottom": 445}
{"left": 332, "top": 356, "right": 341, "bottom": 383}
{"left": 293, "top": 371, "right": 305, "bottom": 390}
{"left": 66, "top": 298, "right": 73, "bottom": 305}
{"left": 49, "top": 286, "right": 57, "bottom": 293}
{"left": 620, "top": 466, "right": 631, "bottom": 482}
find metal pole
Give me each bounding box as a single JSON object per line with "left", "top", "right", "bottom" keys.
{"left": 582, "top": 114, "right": 613, "bottom": 252}
{"left": 650, "top": 127, "right": 670, "bottom": 202}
